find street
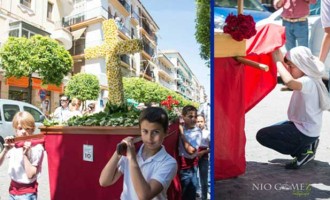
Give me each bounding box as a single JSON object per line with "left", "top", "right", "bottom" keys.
{"left": 215, "top": 84, "right": 330, "bottom": 199}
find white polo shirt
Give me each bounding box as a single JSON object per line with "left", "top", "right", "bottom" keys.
{"left": 7, "top": 144, "right": 44, "bottom": 184}
{"left": 118, "top": 144, "right": 177, "bottom": 200}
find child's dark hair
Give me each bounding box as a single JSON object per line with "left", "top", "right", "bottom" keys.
{"left": 139, "top": 107, "right": 169, "bottom": 132}
{"left": 182, "top": 105, "right": 197, "bottom": 116}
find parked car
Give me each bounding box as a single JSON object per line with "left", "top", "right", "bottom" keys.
{"left": 0, "top": 99, "right": 46, "bottom": 150}
{"left": 214, "top": 0, "right": 272, "bottom": 31}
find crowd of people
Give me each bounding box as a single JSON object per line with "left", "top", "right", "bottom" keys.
{"left": 0, "top": 98, "right": 210, "bottom": 199}
{"left": 45, "top": 96, "right": 97, "bottom": 124}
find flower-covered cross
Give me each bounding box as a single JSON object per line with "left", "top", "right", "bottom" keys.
{"left": 161, "top": 96, "right": 179, "bottom": 111}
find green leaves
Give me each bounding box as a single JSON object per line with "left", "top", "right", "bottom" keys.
{"left": 0, "top": 35, "right": 73, "bottom": 86}
{"left": 65, "top": 73, "right": 100, "bottom": 101}
{"left": 123, "top": 77, "right": 198, "bottom": 108}
{"left": 195, "top": 0, "right": 210, "bottom": 66}
{"left": 66, "top": 103, "right": 141, "bottom": 127}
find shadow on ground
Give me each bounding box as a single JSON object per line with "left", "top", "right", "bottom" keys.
{"left": 215, "top": 160, "right": 330, "bottom": 200}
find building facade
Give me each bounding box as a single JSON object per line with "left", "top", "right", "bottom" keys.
{"left": 0, "top": 0, "right": 73, "bottom": 112}
{"left": 0, "top": 0, "right": 205, "bottom": 113}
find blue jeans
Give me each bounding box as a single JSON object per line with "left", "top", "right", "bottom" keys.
{"left": 283, "top": 20, "right": 308, "bottom": 51}
{"left": 198, "top": 156, "right": 209, "bottom": 200}
{"left": 9, "top": 193, "right": 37, "bottom": 200}
{"left": 256, "top": 121, "right": 318, "bottom": 157}
{"left": 180, "top": 166, "right": 198, "bottom": 200}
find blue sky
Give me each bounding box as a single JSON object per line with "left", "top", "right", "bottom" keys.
{"left": 140, "top": 0, "right": 210, "bottom": 99}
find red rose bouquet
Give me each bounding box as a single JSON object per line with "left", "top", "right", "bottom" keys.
{"left": 223, "top": 13, "right": 257, "bottom": 41}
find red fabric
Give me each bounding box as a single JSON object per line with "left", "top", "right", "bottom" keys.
{"left": 9, "top": 180, "right": 38, "bottom": 195}
{"left": 214, "top": 24, "right": 285, "bottom": 180}
{"left": 179, "top": 156, "right": 199, "bottom": 170}
{"left": 14, "top": 138, "right": 45, "bottom": 148}
{"left": 44, "top": 122, "right": 181, "bottom": 200}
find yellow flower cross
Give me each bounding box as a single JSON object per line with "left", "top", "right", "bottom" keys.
{"left": 85, "top": 19, "right": 143, "bottom": 105}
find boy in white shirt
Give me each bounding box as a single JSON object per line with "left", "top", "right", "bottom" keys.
{"left": 99, "top": 107, "right": 177, "bottom": 200}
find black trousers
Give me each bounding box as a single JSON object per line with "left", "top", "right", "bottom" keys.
{"left": 256, "top": 121, "right": 318, "bottom": 157}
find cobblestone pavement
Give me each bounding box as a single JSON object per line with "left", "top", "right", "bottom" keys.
{"left": 0, "top": 153, "right": 50, "bottom": 199}
{"left": 215, "top": 84, "right": 330, "bottom": 200}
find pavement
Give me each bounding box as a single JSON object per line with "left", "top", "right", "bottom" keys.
{"left": 215, "top": 84, "right": 330, "bottom": 200}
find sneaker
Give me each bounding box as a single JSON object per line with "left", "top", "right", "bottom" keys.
{"left": 311, "top": 139, "right": 319, "bottom": 155}
{"left": 285, "top": 150, "right": 315, "bottom": 169}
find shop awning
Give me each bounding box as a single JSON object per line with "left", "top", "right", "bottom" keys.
{"left": 6, "top": 77, "right": 63, "bottom": 92}
{"left": 72, "top": 27, "right": 86, "bottom": 41}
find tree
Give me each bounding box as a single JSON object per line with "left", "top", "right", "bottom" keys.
{"left": 195, "top": 0, "right": 210, "bottom": 66}
{"left": 65, "top": 73, "right": 100, "bottom": 109}
{"left": 0, "top": 35, "right": 73, "bottom": 103}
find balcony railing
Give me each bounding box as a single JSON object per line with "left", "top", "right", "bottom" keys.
{"left": 118, "top": 25, "right": 131, "bottom": 38}
{"left": 62, "top": 7, "right": 109, "bottom": 27}
{"left": 159, "top": 65, "right": 172, "bottom": 75}
{"left": 142, "top": 22, "right": 153, "bottom": 37}
{"left": 142, "top": 40, "right": 154, "bottom": 57}
{"left": 131, "top": 10, "right": 139, "bottom": 22}
{"left": 119, "top": 0, "right": 131, "bottom": 13}
{"left": 159, "top": 79, "right": 172, "bottom": 90}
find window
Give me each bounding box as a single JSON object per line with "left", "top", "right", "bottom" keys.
{"left": 3, "top": 105, "right": 20, "bottom": 122}
{"left": 20, "top": 0, "right": 31, "bottom": 8}
{"left": 24, "top": 106, "right": 43, "bottom": 122}
{"left": 22, "top": 29, "right": 29, "bottom": 38}
{"left": 9, "top": 29, "right": 19, "bottom": 37}
{"left": 47, "top": 2, "right": 53, "bottom": 20}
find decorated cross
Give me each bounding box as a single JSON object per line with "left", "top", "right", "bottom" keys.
{"left": 85, "top": 19, "right": 143, "bottom": 105}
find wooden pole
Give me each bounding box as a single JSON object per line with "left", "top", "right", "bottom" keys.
{"left": 238, "top": 0, "right": 244, "bottom": 14}
{"left": 235, "top": 57, "right": 269, "bottom": 72}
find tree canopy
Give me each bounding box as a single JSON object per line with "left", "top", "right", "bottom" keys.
{"left": 195, "top": 0, "right": 210, "bottom": 66}
{"left": 0, "top": 35, "right": 73, "bottom": 85}
{"left": 65, "top": 73, "right": 100, "bottom": 102}
{"left": 0, "top": 35, "right": 73, "bottom": 102}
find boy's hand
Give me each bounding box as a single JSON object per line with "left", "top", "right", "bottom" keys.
{"left": 4, "top": 136, "right": 15, "bottom": 151}
{"left": 23, "top": 141, "right": 32, "bottom": 156}
{"left": 121, "top": 137, "right": 136, "bottom": 160}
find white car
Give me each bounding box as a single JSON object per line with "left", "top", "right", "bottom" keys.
{"left": 0, "top": 99, "right": 46, "bottom": 150}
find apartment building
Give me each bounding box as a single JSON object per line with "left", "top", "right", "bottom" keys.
{"left": 0, "top": 0, "right": 204, "bottom": 110}
{"left": 161, "top": 50, "right": 201, "bottom": 102}
{"left": 63, "top": 0, "right": 160, "bottom": 106}
{"left": 0, "top": 0, "right": 73, "bottom": 111}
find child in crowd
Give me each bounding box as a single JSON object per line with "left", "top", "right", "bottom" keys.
{"left": 0, "top": 111, "right": 45, "bottom": 199}
{"left": 257, "top": 46, "right": 330, "bottom": 169}
{"left": 99, "top": 107, "right": 178, "bottom": 199}
{"left": 178, "top": 105, "right": 202, "bottom": 199}
{"left": 196, "top": 114, "right": 210, "bottom": 200}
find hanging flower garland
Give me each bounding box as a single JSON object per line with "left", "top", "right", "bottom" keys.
{"left": 223, "top": 13, "right": 257, "bottom": 41}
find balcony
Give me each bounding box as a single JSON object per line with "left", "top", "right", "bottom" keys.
{"left": 109, "top": 0, "right": 130, "bottom": 17}
{"left": 142, "top": 40, "right": 155, "bottom": 58}
{"left": 117, "top": 25, "right": 131, "bottom": 39}
{"left": 62, "top": 7, "right": 108, "bottom": 28}
{"left": 130, "top": 10, "right": 139, "bottom": 26}
{"left": 51, "top": 28, "right": 72, "bottom": 50}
